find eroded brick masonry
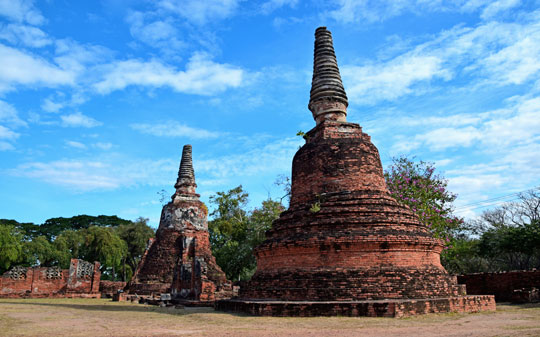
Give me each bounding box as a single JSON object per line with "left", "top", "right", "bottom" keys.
{"left": 216, "top": 27, "right": 495, "bottom": 317}
{"left": 0, "top": 259, "right": 100, "bottom": 298}
{"left": 128, "top": 145, "right": 231, "bottom": 302}
{"left": 458, "top": 270, "right": 540, "bottom": 302}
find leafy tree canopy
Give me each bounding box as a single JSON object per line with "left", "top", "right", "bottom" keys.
{"left": 384, "top": 156, "right": 463, "bottom": 241}
{"left": 208, "top": 186, "right": 284, "bottom": 281}
{"left": 0, "top": 224, "right": 24, "bottom": 273}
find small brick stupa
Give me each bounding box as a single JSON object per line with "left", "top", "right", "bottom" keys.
{"left": 217, "top": 27, "right": 495, "bottom": 317}
{"left": 128, "top": 145, "right": 231, "bottom": 302}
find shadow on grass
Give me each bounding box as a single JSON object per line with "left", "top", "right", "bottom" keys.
{"left": 0, "top": 299, "right": 229, "bottom": 316}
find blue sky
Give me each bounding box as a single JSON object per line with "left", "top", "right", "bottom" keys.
{"left": 1, "top": 0, "right": 539, "bottom": 227}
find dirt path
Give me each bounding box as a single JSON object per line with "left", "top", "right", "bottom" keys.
{"left": 1, "top": 299, "right": 539, "bottom": 337}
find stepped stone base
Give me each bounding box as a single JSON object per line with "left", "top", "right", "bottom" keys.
{"left": 216, "top": 295, "right": 496, "bottom": 317}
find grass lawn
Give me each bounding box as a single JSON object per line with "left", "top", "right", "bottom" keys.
{"left": 0, "top": 298, "right": 539, "bottom": 336}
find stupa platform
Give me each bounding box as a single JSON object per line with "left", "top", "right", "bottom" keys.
{"left": 216, "top": 295, "right": 495, "bottom": 317}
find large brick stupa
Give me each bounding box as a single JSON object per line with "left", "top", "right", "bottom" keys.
{"left": 216, "top": 27, "right": 495, "bottom": 317}
{"left": 128, "top": 145, "right": 231, "bottom": 302}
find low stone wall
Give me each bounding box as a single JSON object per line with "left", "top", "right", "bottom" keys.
{"left": 458, "top": 270, "right": 540, "bottom": 302}
{"left": 0, "top": 259, "right": 101, "bottom": 298}
{"left": 99, "top": 280, "right": 126, "bottom": 298}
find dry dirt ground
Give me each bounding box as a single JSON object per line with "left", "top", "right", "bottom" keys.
{"left": 0, "top": 298, "right": 539, "bottom": 337}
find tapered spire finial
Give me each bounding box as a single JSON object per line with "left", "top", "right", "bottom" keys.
{"left": 308, "top": 27, "right": 348, "bottom": 125}
{"left": 173, "top": 144, "right": 198, "bottom": 200}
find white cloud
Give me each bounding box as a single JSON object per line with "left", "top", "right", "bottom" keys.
{"left": 60, "top": 112, "right": 102, "bottom": 128}
{"left": 54, "top": 39, "right": 112, "bottom": 77}
{"left": 0, "top": 43, "right": 74, "bottom": 92}
{"left": 479, "top": 0, "right": 521, "bottom": 19}
{"left": 261, "top": 0, "right": 298, "bottom": 14}
{"left": 396, "top": 113, "right": 483, "bottom": 128}
{"left": 0, "top": 100, "right": 25, "bottom": 150}
{"left": 196, "top": 136, "right": 302, "bottom": 179}
{"left": 94, "top": 53, "right": 244, "bottom": 95}
{"left": 0, "top": 140, "right": 14, "bottom": 150}
{"left": 393, "top": 94, "right": 540, "bottom": 152}
{"left": 130, "top": 121, "right": 220, "bottom": 139}
{"left": 0, "top": 99, "right": 26, "bottom": 127}
{"left": 327, "top": 0, "right": 446, "bottom": 24}
{"left": 447, "top": 141, "right": 540, "bottom": 218}
{"left": 0, "top": 23, "right": 51, "bottom": 47}
{"left": 65, "top": 140, "right": 86, "bottom": 149}
{"left": 41, "top": 98, "right": 64, "bottom": 113}
{"left": 12, "top": 157, "right": 176, "bottom": 191}
{"left": 10, "top": 135, "right": 297, "bottom": 193}
{"left": 0, "top": 0, "right": 44, "bottom": 25}
{"left": 481, "top": 34, "right": 540, "bottom": 85}
{"left": 417, "top": 126, "right": 481, "bottom": 151}
{"left": 41, "top": 92, "right": 89, "bottom": 114}
{"left": 326, "top": 0, "right": 521, "bottom": 24}
{"left": 0, "top": 124, "right": 19, "bottom": 140}
{"left": 157, "top": 0, "right": 241, "bottom": 24}
{"left": 126, "top": 11, "right": 184, "bottom": 51}
{"left": 342, "top": 55, "right": 450, "bottom": 103}
{"left": 342, "top": 11, "right": 540, "bottom": 104}
{"left": 93, "top": 142, "right": 113, "bottom": 150}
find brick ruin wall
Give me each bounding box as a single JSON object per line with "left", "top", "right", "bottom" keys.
{"left": 99, "top": 280, "right": 126, "bottom": 298}
{"left": 458, "top": 270, "right": 540, "bottom": 302}
{"left": 0, "top": 259, "right": 101, "bottom": 298}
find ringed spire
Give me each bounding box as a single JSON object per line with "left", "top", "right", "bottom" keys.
{"left": 308, "top": 26, "right": 348, "bottom": 125}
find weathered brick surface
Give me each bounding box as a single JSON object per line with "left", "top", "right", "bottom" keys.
{"left": 128, "top": 145, "right": 231, "bottom": 301}
{"left": 238, "top": 121, "right": 467, "bottom": 302}
{"left": 458, "top": 270, "right": 540, "bottom": 301}
{"left": 218, "top": 27, "right": 495, "bottom": 316}
{"left": 0, "top": 259, "right": 101, "bottom": 298}
{"left": 100, "top": 280, "right": 126, "bottom": 298}
{"left": 217, "top": 295, "right": 496, "bottom": 317}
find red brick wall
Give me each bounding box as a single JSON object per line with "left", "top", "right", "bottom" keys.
{"left": 100, "top": 280, "right": 126, "bottom": 297}
{"left": 0, "top": 259, "right": 101, "bottom": 298}
{"left": 458, "top": 270, "right": 540, "bottom": 301}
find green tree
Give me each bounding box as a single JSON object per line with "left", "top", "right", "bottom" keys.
{"left": 40, "top": 215, "right": 131, "bottom": 240}
{"left": 22, "top": 236, "right": 59, "bottom": 267}
{"left": 474, "top": 190, "right": 540, "bottom": 271}
{"left": 81, "top": 226, "right": 128, "bottom": 280}
{"left": 208, "top": 186, "right": 250, "bottom": 280}
{"left": 53, "top": 230, "right": 85, "bottom": 268}
{"left": 115, "top": 217, "right": 155, "bottom": 281}
{"left": 0, "top": 224, "right": 24, "bottom": 273}
{"left": 443, "top": 189, "right": 540, "bottom": 273}
{"left": 208, "top": 186, "right": 284, "bottom": 281}
{"left": 0, "top": 219, "right": 40, "bottom": 241}
{"left": 384, "top": 156, "right": 463, "bottom": 241}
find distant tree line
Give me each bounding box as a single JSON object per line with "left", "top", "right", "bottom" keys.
{"left": 0, "top": 215, "right": 154, "bottom": 281}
